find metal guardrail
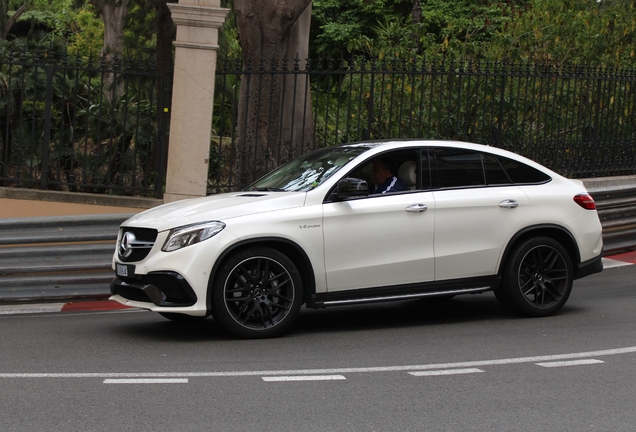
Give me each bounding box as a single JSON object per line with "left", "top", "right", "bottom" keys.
{"left": 0, "top": 214, "right": 133, "bottom": 303}
{"left": 591, "top": 187, "right": 636, "bottom": 255}
{"left": 0, "top": 186, "right": 634, "bottom": 304}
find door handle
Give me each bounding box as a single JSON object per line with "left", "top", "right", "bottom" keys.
{"left": 499, "top": 200, "right": 519, "bottom": 209}
{"left": 406, "top": 204, "right": 428, "bottom": 213}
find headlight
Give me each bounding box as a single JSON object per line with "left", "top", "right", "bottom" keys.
{"left": 162, "top": 221, "right": 226, "bottom": 252}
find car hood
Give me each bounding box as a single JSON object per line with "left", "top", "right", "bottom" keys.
{"left": 122, "top": 192, "right": 307, "bottom": 232}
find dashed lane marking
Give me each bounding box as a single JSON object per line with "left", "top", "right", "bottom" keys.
{"left": 536, "top": 359, "right": 604, "bottom": 368}
{"left": 104, "top": 378, "right": 188, "bottom": 384}
{"left": 409, "top": 368, "right": 484, "bottom": 377}
{"left": 1, "top": 346, "right": 635, "bottom": 380}
{"left": 262, "top": 375, "right": 346, "bottom": 382}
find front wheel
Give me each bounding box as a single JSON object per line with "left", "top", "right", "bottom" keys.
{"left": 495, "top": 237, "right": 573, "bottom": 317}
{"left": 211, "top": 247, "right": 303, "bottom": 338}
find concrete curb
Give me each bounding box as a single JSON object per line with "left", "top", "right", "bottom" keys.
{"left": 0, "top": 300, "right": 135, "bottom": 315}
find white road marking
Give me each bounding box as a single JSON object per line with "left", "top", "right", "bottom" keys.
{"left": 409, "top": 368, "right": 484, "bottom": 376}
{"left": 1, "top": 346, "right": 634, "bottom": 379}
{"left": 0, "top": 303, "right": 65, "bottom": 315}
{"left": 536, "top": 359, "right": 604, "bottom": 368}
{"left": 103, "top": 378, "right": 188, "bottom": 384}
{"left": 262, "top": 375, "right": 346, "bottom": 382}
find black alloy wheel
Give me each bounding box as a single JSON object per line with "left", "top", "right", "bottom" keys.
{"left": 211, "top": 247, "right": 303, "bottom": 338}
{"left": 496, "top": 237, "right": 573, "bottom": 317}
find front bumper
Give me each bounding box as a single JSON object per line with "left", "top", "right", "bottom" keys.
{"left": 110, "top": 271, "right": 198, "bottom": 307}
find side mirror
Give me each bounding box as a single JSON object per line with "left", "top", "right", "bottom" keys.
{"left": 334, "top": 177, "right": 369, "bottom": 201}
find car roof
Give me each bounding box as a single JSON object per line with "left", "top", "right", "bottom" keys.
{"left": 334, "top": 139, "right": 558, "bottom": 176}
{"left": 338, "top": 139, "right": 492, "bottom": 151}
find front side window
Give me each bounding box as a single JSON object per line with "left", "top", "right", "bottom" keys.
{"left": 245, "top": 146, "right": 371, "bottom": 192}
{"left": 340, "top": 149, "right": 420, "bottom": 196}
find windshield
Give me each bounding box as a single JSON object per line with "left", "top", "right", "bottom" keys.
{"left": 245, "top": 146, "right": 370, "bottom": 192}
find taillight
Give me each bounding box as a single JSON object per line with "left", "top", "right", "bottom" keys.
{"left": 574, "top": 193, "right": 596, "bottom": 210}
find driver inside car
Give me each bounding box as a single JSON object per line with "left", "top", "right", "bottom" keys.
{"left": 371, "top": 158, "right": 408, "bottom": 194}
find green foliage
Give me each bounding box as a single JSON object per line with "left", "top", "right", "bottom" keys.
{"left": 492, "top": 0, "right": 636, "bottom": 67}
{"left": 4, "top": 0, "right": 103, "bottom": 56}
{"left": 343, "top": 0, "right": 529, "bottom": 60}
{"left": 123, "top": 0, "right": 160, "bottom": 58}
{"left": 325, "top": 0, "right": 634, "bottom": 68}
{"left": 310, "top": 0, "right": 413, "bottom": 58}
{"left": 218, "top": 0, "right": 241, "bottom": 63}
{"left": 65, "top": 4, "right": 103, "bottom": 56}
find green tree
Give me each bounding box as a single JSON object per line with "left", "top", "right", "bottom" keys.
{"left": 310, "top": 0, "right": 413, "bottom": 59}
{"left": 344, "top": 0, "right": 529, "bottom": 60}
{"left": 492, "top": 0, "right": 636, "bottom": 67}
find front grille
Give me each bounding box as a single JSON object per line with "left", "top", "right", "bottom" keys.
{"left": 110, "top": 272, "right": 197, "bottom": 307}
{"left": 118, "top": 227, "right": 158, "bottom": 262}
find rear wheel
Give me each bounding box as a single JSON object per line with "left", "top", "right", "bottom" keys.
{"left": 211, "top": 247, "right": 303, "bottom": 338}
{"left": 495, "top": 237, "right": 573, "bottom": 317}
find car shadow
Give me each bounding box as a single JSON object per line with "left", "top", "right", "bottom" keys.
{"left": 290, "top": 293, "right": 510, "bottom": 336}
{"left": 108, "top": 292, "right": 579, "bottom": 341}
{"left": 109, "top": 312, "right": 231, "bottom": 342}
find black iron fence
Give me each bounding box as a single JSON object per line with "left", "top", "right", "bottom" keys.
{"left": 211, "top": 58, "right": 636, "bottom": 192}
{"left": 2, "top": 51, "right": 635, "bottom": 198}
{"left": 0, "top": 49, "right": 171, "bottom": 198}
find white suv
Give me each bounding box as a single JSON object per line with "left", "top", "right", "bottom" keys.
{"left": 111, "top": 140, "right": 603, "bottom": 338}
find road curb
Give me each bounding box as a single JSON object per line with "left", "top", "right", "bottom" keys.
{"left": 0, "top": 300, "right": 134, "bottom": 315}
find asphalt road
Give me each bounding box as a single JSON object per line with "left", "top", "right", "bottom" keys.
{"left": 2, "top": 265, "right": 636, "bottom": 431}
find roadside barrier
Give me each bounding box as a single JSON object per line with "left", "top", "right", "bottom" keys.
{"left": 0, "top": 184, "right": 635, "bottom": 304}
{"left": 0, "top": 214, "right": 132, "bottom": 303}
{"left": 590, "top": 187, "right": 636, "bottom": 255}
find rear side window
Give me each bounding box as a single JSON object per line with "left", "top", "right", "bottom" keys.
{"left": 434, "top": 148, "right": 485, "bottom": 188}
{"left": 483, "top": 154, "right": 512, "bottom": 185}
{"left": 497, "top": 156, "right": 551, "bottom": 184}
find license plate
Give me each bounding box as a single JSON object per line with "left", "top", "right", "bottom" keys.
{"left": 116, "top": 263, "right": 132, "bottom": 277}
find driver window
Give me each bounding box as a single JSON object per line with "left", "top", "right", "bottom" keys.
{"left": 347, "top": 150, "right": 419, "bottom": 195}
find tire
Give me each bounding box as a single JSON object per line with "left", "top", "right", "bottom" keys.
{"left": 159, "top": 312, "right": 208, "bottom": 323}
{"left": 211, "top": 247, "right": 303, "bottom": 338}
{"left": 495, "top": 237, "right": 573, "bottom": 317}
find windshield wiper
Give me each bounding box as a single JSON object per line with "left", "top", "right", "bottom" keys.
{"left": 249, "top": 187, "right": 286, "bottom": 192}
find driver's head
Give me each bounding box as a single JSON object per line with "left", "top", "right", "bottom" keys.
{"left": 372, "top": 158, "right": 396, "bottom": 186}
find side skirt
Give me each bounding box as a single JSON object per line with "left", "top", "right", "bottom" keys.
{"left": 308, "top": 276, "right": 500, "bottom": 308}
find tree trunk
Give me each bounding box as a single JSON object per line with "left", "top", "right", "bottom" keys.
{"left": 146, "top": 0, "right": 175, "bottom": 185}
{"left": 155, "top": 0, "right": 175, "bottom": 76}
{"left": 412, "top": 0, "right": 422, "bottom": 24}
{"left": 99, "top": 0, "right": 130, "bottom": 60}
{"left": 90, "top": 0, "right": 130, "bottom": 99}
{"left": 233, "top": 0, "right": 313, "bottom": 188}
{"left": 2, "top": 5, "right": 26, "bottom": 39}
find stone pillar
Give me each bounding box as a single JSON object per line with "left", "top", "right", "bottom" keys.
{"left": 163, "top": 0, "right": 229, "bottom": 203}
